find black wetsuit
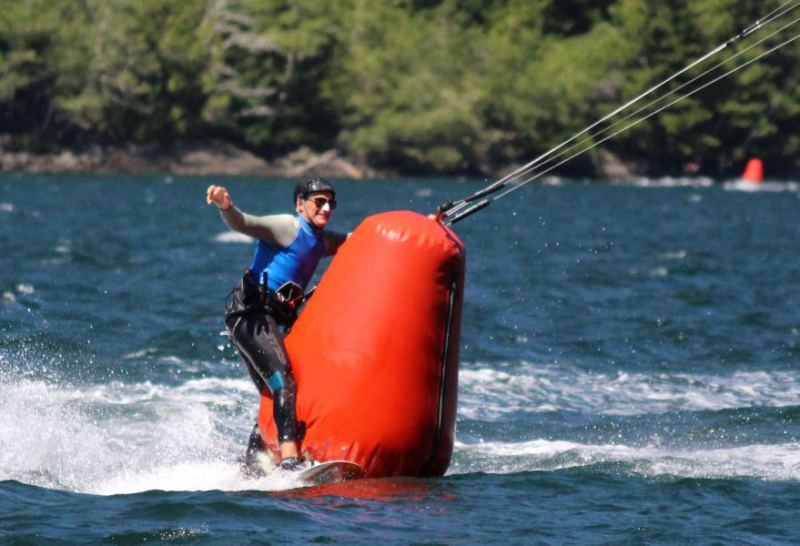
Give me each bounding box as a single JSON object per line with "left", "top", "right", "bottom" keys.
{"left": 225, "top": 270, "right": 301, "bottom": 442}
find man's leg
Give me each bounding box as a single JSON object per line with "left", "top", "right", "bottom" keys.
{"left": 227, "top": 312, "right": 302, "bottom": 464}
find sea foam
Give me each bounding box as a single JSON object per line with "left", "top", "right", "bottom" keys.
{"left": 458, "top": 365, "right": 800, "bottom": 418}
{"left": 451, "top": 438, "right": 800, "bottom": 481}
{"left": 0, "top": 371, "right": 310, "bottom": 494}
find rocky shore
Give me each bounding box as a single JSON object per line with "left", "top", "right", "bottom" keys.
{"left": 0, "top": 139, "right": 375, "bottom": 180}
{"left": 0, "top": 137, "right": 646, "bottom": 181}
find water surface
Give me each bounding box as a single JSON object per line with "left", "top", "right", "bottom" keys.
{"left": 1, "top": 173, "right": 799, "bottom": 544}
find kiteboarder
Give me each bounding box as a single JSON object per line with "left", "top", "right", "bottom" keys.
{"left": 206, "top": 177, "right": 347, "bottom": 471}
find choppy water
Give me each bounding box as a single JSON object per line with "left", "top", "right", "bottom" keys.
{"left": 1, "top": 173, "right": 799, "bottom": 545}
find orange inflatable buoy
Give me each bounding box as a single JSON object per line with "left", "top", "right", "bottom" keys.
{"left": 258, "top": 211, "right": 465, "bottom": 478}
{"left": 742, "top": 158, "right": 763, "bottom": 183}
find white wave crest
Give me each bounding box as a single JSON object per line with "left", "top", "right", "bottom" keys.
{"left": 3, "top": 363, "right": 797, "bottom": 494}
{"left": 625, "top": 176, "right": 714, "bottom": 188}
{"left": 722, "top": 180, "right": 800, "bottom": 193}
{"left": 458, "top": 365, "right": 800, "bottom": 419}
{"left": 213, "top": 231, "right": 252, "bottom": 244}
{"left": 450, "top": 438, "right": 800, "bottom": 481}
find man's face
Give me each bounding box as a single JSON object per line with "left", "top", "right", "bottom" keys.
{"left": 297, "top": 190, "right": 336, "bottom": 229}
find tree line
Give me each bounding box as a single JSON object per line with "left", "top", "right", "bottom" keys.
{"left": 1, "top": 0, "right": 798, "bottom": 177}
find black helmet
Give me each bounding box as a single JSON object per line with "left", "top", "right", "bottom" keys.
{"left": 293, "top": 176, "right": 336, "bottom": 203}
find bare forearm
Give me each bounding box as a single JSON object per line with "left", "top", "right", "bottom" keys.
{"left": 219, "top": 205, "right": 250, "bottom": 233}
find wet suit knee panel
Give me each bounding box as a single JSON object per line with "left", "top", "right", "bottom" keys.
{"left": 267, "top": 370, "right": 287, "bottom": 391}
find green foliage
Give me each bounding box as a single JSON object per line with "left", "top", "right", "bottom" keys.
{"left": 67, "top": 0, "right": 207, "bottom": 142}
{"left": 1, "top": 0, "right": 798, "bottom": 175}
{"left": 0, "top": 0, "right": 66, "bottom": 145}
{"left": 329, "top": 2, "right": 488, "bottom": 172}
{"left": 200, "top": 0, "right": 344, "bottom": 153}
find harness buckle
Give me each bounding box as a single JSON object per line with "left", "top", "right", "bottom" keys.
{"left": 274, "top": 282, "right": 305, "bottom": 311}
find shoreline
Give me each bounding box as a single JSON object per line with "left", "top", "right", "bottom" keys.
{"left": 0, "top": 139, "right": 691, "bottom": 182}
{"left": 0, "top": 140, "right": 378, "bottom": 180}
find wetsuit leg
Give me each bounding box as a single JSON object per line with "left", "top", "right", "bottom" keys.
{"left": 235, "top": 347, "right": 268, "bottom": 394}
{"left": 226, "top": 311, "right": 299, "bottom": 443}
{"left": 272, "top": 373, "right": 298, "bottom": 442}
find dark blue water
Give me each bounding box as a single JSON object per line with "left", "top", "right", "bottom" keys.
{"left": 2, "top": 173, "right": 799, "bottom": 545}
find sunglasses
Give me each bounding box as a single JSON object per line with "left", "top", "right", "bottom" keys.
{"left": 308, "top": 196, "right": 337, "bottom": 209}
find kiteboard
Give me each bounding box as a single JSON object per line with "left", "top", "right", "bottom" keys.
{"left": 297, "top": 460, "right": 365, "bottom": 485}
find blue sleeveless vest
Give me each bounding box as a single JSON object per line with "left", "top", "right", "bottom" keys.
{"left": 248, "top": 215, "right": 325, "bottom": 292}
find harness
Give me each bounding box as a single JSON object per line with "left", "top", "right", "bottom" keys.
{"left": 225, "top": 270, "right": 308, "bottom": 328}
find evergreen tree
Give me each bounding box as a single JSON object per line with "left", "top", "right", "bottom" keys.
{"left": 200, "top": 0, "right": 343, "bottom": 154}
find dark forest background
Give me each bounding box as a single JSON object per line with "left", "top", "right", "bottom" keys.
{"left": 2, "top": 0, "right": 798, "bottom": 177}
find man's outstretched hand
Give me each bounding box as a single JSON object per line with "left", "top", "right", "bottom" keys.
{"left": 206, "top": 185, "right": 232, "bottom": 210}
